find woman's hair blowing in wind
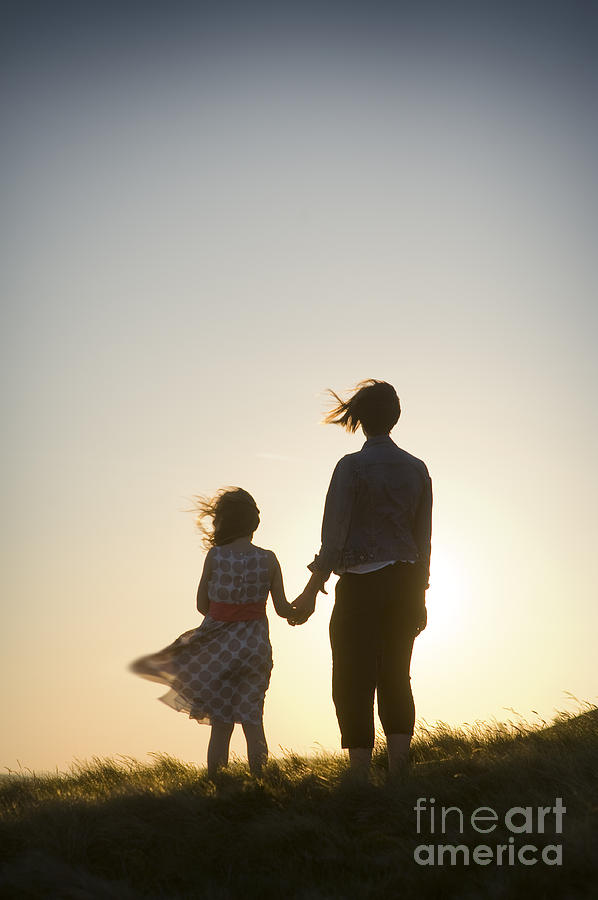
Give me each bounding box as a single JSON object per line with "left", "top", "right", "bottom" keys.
{"left": 323, "top": 379, "right": 401, "bottom": 435}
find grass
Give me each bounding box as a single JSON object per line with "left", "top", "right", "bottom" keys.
{"left": 1, "top": 705, "right": 597, "bottom": 899}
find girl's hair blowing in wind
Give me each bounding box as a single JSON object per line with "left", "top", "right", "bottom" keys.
{"left": 193, "top": 487, "right": 260, "bottom": 549}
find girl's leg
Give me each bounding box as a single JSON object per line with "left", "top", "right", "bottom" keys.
{"left": 242, "top": 721, "right": 268, "bottom": 776}
{"left": 207, "top": 722, "right": 234, "bottom": 777}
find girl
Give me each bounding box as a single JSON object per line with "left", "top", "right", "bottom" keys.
{"left": 130, "top": 487, "right": 292, "bottom": 777}
{"left": 289, "top": 380, "right": 432, "bottom": 778}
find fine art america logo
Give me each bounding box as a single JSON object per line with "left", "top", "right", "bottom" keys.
{"left": 413, "top": 797, "right": 566, "bottom": 866}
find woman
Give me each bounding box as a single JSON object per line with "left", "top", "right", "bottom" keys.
{"left": 290, "top": 380, "right": 432, "bottom": 777}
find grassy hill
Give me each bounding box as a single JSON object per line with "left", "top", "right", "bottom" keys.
{"left": 1, "top": 706, "right": 596, "bottom": 899}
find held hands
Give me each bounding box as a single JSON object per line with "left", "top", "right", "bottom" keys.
{"left": 287, "top": 574, "right": 327, "bottom": 626}
{"left": 287, "top": 589, "right": 317, "bottom": 626}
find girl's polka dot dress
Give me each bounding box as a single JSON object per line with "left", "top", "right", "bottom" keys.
{"left": 131, "top": 546, "right": 273, "bottom": 724}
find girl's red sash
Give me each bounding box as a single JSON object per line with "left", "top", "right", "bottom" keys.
{"left": 208, "top": 600, "right": 266, "bottom": 622}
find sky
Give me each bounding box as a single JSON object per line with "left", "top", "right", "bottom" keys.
{"left": 2, "top": 1, "right": 597, "bottom": 773}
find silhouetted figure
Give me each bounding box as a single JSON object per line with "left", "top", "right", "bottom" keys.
{"left": 130, "top": 488, "right": 292, "bottom": 777}
{"left": 290, "top": 380, "right": 432, "bottom": 778}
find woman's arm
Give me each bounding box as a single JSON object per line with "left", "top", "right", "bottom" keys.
{"left": 196, "top": 549, "right": 214, "bottom": 615}
{"left": 289, "top": 457, "right": 352, "bottom": 625}
{"left": 307, "top": 455, "right": 354, "bottom": 583}
{"left": 268, "top": 553, "right": 293, "bottom": 619}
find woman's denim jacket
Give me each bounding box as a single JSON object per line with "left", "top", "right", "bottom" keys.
{"left": 308, "top": 435, "right": 432, "bottom": 588}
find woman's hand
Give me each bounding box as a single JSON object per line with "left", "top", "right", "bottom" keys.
{"left": 414, "top": 604, "right": 427, "bottom": 637}
{"left": 288, "top": 572, "right": 327, "bottom": 626}
{"left": 288, "top": 589, "right": 317, "bottom": 626}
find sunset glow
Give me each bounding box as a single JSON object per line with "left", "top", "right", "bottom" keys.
{"left": 2, "top": 3, "right": 597, "bottom": 773}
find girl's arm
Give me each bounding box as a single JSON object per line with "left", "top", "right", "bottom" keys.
{"left": 196, "top": 549, "right": 214, "bottom": 615}
{"left": 268, "top": 553, "right": 293, "bottom": 619}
